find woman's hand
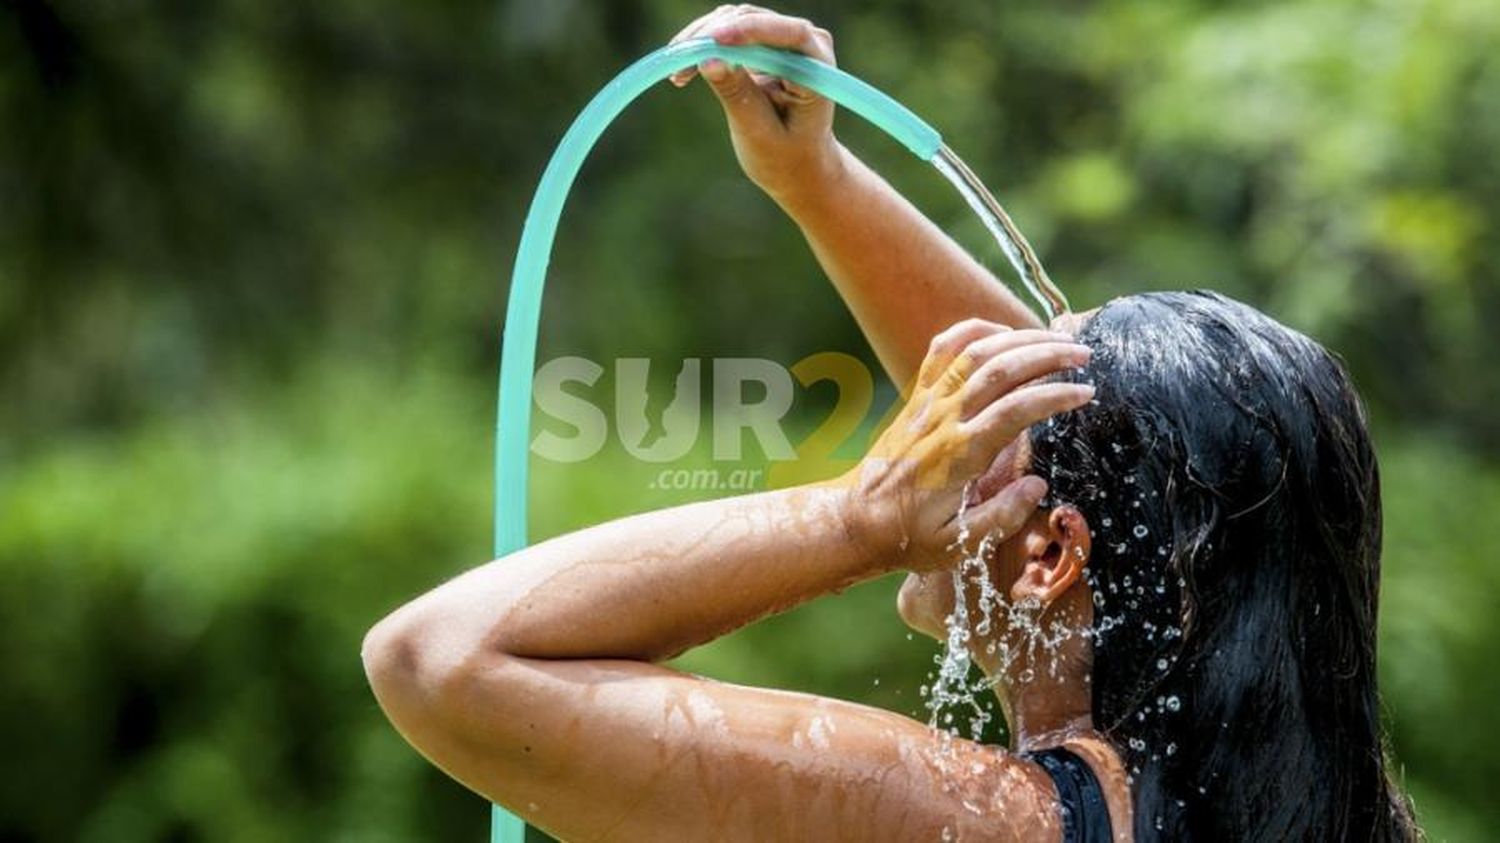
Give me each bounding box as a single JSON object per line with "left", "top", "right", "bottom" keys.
{"left": 668, "top": 5, "right": 842, "bottom": 206}
{"left": 845, "top": 319, "right": 1094, "bottom": 571}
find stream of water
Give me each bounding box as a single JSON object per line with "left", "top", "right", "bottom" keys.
{"left": 931, "top": 145, "right": 1071, "bottom": 322}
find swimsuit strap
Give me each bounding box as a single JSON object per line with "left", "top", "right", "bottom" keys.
{"left": 1021, "top": 746, "right": 1115, "bottom": 843}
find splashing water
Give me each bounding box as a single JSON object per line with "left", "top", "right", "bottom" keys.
{"left": 922, "top": 488, "right": 1094, "bottom": 747}
{"left": 922, "top": 486, "right": 998, "bottom": 742}
{"left": 921, "top": 491, "right": 1150, "bottom": 755}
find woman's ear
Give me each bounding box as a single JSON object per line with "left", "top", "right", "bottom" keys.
{"left": 1010, "top": 505, "right": 1092, "bottom": 606}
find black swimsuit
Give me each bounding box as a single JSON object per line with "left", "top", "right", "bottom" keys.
{"left": 1021, "top": 746, "right": 1115, "bottom": 843}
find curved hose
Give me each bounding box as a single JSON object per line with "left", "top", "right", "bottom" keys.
{"left": 490, "top": 39, "right": 1050, "bottom": 842}
{"left": 495, "top": 37, "right": 942, "bottom": 564}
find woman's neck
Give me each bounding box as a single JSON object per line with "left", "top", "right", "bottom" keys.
{"left": 972, "top": 592, "right": 1096, "bottom": 752}
{"left": 999, "top": 674, "right": 1095, "bottom": 752}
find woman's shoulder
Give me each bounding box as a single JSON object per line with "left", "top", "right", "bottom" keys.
{"left": 909, "top": 736, "right": 1084, "bottom": 842}
{"left": 1058, "top": 733, "right": 1134, "bottom": 842}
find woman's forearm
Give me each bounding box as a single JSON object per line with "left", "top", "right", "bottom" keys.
{"left": 374, "top": 482, "right": 884, "bottom": 667}
{"left": 778, "top": 144, "right": 1044, "bottom": 392}
{"left": 362, "top": 322, "right": 1086, "bottom": 819}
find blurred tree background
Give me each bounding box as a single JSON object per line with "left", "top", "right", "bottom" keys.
{"left": 2, "top": 0, "right": 1498, "bottom": 839}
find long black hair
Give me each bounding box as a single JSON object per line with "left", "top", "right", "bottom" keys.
{"left": 1028, "top": 291, "right": 1419, "bottom": 841}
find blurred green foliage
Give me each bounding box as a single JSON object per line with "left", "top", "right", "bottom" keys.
{"left": 2, "top": 0, "right": 1498, "bottom": 840}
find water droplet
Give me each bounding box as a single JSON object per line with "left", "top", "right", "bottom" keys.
{"left": 1157, "top": 658, "right": 1169, "bottom": 671}
{"left": 1165, "top": 695, "right": 1181, "bottom": 711}
{"left": 1133, "top": 524, "right": 1149, "bottom": 539}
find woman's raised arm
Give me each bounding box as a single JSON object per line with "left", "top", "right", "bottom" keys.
{"left": 670, "top": 7, "right": 1044, "bottom": 393}
{"left": 361, "top": 323, "right": 1091, "bottom": 840}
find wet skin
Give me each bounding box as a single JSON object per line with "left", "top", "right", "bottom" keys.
{"left": 897, "top": 308, "right": 1099, "bottom": 638}
{"left": 363, "top": 314, "right": 1132, "bottom": 841}
{"left": 363, "top": 5, "right": 1134, "bottom": 840}
{"left": 364, "top": 321, "right": 1101, "bottom": 841}
{"left": 896, "top": 307, "right": 1132, "bottom": 837}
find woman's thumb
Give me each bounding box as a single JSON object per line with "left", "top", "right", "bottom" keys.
{"left": 969, "top": 475, "right": 1048, "bottom": 542}
{"left": 700, "top": 60, "right": 775, "bottom": 133}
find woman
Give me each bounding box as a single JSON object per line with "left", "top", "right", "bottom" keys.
{"left": 363, "top": 7, "right": 1419, "bottom": 840}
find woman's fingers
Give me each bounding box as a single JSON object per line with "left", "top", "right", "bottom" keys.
{"left": 669, "top": 5, "right": 765, "bottom": 85}
{"left": 667, "top": 5, "right": 737, "bottom": 85}
{"left": 962, "top": 475, "right": 1049, "bottom": 542}
{"left": 916, "top": 319, "right": 1008, "bottom": 390}
{"left": 707, "top": 12, "right": 836, "bottom": 65}
{"left": 668, "top": 5, "right": 798, "bottom": 88}
{"left": 859, "top": 316, "right": 1092, "bottom": 568}
{"left": 668, "top": 6, "right": 814, "bottom": 134}
{"left": 958, "top": 341, "right": 1090, "bottom": 420}
{"left": 926, "top": 325, "right": 1074, "bottom": 393}
{"left": 907, "top": 323, "right": 1090, "bottom": 491}
{"left": 963, "top": 381, "right": 1096, "bottom": 456}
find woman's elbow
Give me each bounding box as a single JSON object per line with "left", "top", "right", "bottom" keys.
{"left": 361, "top": 603, "right": 482, "bottom": 731}
{"left": 361, "top": 610, "right": 423, "bottom": 708}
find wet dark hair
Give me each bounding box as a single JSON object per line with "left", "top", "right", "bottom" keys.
{"left": 1028, "top": 291, "right": 1419, "bottom": 841}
